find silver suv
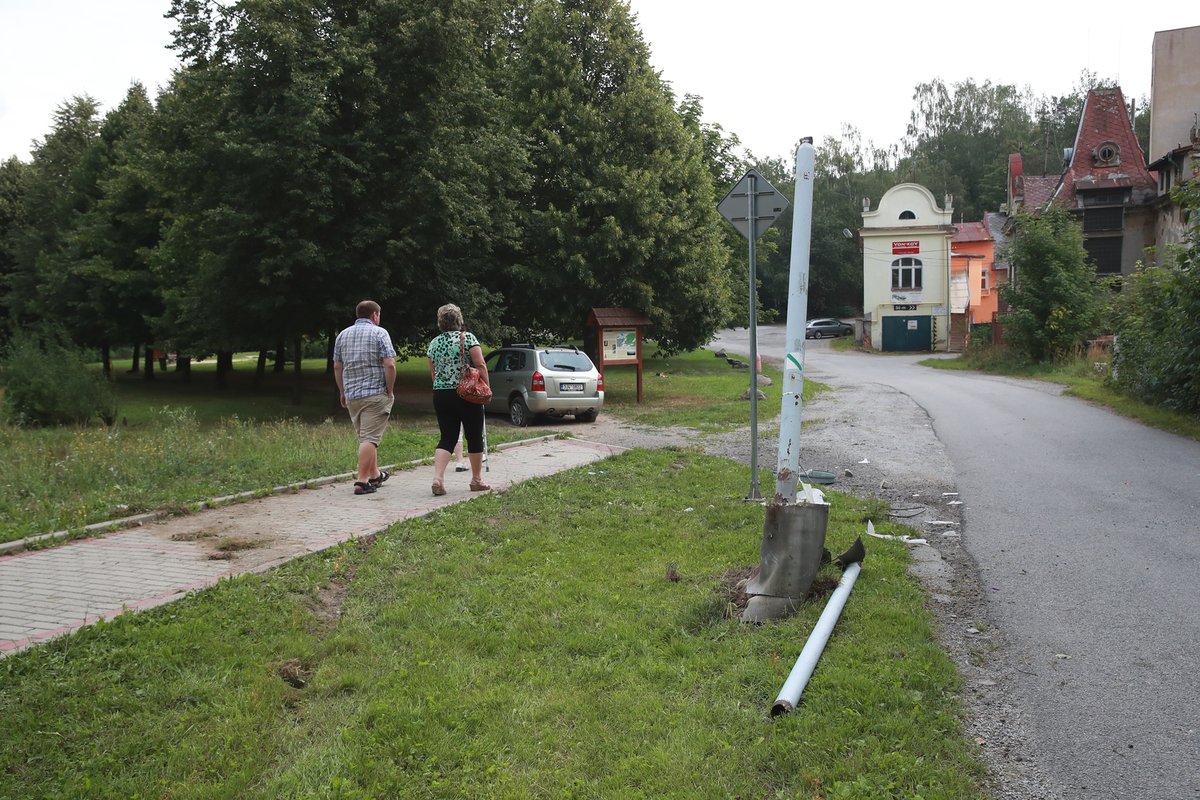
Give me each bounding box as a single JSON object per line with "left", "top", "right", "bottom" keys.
{"left": 483, "top": 344, "right": 604, "bottom": 427}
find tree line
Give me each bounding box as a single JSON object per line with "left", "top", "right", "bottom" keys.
{"left": 0, "top": 0, "right": 1147, "bottom": 398}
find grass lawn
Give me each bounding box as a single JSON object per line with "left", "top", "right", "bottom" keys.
{"left": 0, "top": 449, "right": 986, "bottom": 799}
{"left": 0, "top": 349, "right": 807, "bottom": 545}
{"left": 923, "top": 354, "right": 1200, "bottom": 442}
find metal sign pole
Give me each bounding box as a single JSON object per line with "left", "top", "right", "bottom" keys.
{"left": 775, "top": 139, "right": 815, "bottom": 503}
{"left": 746, "top": 172, "right": 761, "bottom": 501}
{"left": 716, "top": 169, "right": 788, "bottom": 503}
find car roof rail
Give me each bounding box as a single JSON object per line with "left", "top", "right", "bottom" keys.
{"left": 542, "top": 343, "right": 580, "bottom": 352}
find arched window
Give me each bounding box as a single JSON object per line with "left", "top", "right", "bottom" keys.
{"left": 899, "top": 210, "right": 917, "bottom": 220}
{"left": 891, "top": 257, "right": 923, "bottom": 290}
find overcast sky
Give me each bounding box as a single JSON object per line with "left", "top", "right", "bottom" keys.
{"left": 2, "top": 1, "right": 1197, "bottom": 164}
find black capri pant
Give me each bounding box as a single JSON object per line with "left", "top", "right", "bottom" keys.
{"left": 433, "top": 389, "right": 486, "bottom": 454}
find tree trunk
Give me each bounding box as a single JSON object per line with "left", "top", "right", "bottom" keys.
{"left": 255, "top": 349, "right": 268, "bottom": 386}
{"left": 101, "top": 343, "right": 111, "bottom": 379}
{"left": 325, "top": 328, "right": 336, "bottom": 374}
{"left": 274, "top": 340, "right": 286, "bottom": 373}
{"left": 143, "top": 343, "right": 156, "bottom": 380}
{"left": 216, "top": 349, "right": 231, "bottom": 388}
{"left": 291, "top": 335, "right": 304, "bottom": 405}
{"left": 177, "top": 356, "right": 191, "bottom": 383}
{"left": 129, "top": 343, "right": 140, "bottom": 373}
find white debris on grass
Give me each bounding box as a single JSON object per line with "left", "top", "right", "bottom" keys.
{"left": 864, "top": 520, "right": 928, "bottom": 546}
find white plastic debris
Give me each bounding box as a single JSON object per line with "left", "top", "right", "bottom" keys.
{"left": 864, "top": 520, "right": 928, "bottom": 546}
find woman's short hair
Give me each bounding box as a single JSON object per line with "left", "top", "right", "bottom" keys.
{"left": 437, "top": 304, "right": 464, "bottom": 332}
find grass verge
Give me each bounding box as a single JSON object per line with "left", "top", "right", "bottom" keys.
{"left": 923, "top": 354, "right": 1200, "bottom": 442}
{"left": 0, "top": 349, "right": 810, "bottom": 546}
{"left": 604, "top": 349, "right": 816, "bottom": 429}
{"left": 0, "top": 449, "right": 985, "bottom": 799}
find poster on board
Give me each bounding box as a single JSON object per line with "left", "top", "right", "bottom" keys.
{"left": 601, "top": 328, "right": 639, "bottom": 364}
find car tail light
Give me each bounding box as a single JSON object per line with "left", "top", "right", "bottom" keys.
{"left": 532, "top": 371, "right": 545, "bottom": 391}
{"left": 597, "top": 372, "right": 604, "bottom": 391}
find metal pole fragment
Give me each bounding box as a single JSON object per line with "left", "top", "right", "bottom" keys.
{"left": 747, "top": 172, "right": 761, "bottom": 501}
{"left": 775, "top": 140, "right": 816, "bottom": 504}
{"left": 770, "top": 560, "right": 861, "bottom": 716}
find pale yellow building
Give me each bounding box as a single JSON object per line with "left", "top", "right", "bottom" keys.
{"left": 859, "top": 183, "right": 954, "bottom": 351}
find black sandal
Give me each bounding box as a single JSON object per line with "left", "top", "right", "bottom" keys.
{"left": 354, "top": 481, "right": 376, "bottom": 495}
{"left": 369, "top": 470, "right": 390, "bottom": 487}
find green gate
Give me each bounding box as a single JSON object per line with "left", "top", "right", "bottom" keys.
{"left": 881, "top": 316, "right": 932, "bottom": 352}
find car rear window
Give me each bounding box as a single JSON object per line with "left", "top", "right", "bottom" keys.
{"left": 539, "top": 351, "right": 594, "bottom": 372}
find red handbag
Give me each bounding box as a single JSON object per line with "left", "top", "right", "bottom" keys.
{"left": 456, "top": 331, "right": 492, "bottom": 404}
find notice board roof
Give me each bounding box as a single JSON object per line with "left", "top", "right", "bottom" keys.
{"left": 586, "top": 307, "right": 652, "bottom": 327}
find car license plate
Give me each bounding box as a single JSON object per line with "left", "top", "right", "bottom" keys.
{"left": 559, "top": 382, "right": 584, "bottom": 392}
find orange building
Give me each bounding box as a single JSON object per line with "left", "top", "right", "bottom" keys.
{"left": 951, "top": 212, "right": 1009, "bottom": 327}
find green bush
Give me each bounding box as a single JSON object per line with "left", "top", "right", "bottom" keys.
{"left": 0, "top": 330, "right": 117, "bottom": 426}
{"left": 967, "top": 322, "right": 993, "bottom": 350}
{"left": 1112, "top": 183, "right": 1200, "bottom": 412}
{"left": 1000, "top": 206, "right": 1105, "bottom": 363}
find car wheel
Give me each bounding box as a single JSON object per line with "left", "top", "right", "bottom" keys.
{"left": 576, "top": 409, "right": 598, "bottom": 423}
{"left": 509, "top": 397, "right": 530, "bottom": 427}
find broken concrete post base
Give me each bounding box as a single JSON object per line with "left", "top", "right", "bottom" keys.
{"left": 741, "top": 500, "right": 830, "bottom": 623}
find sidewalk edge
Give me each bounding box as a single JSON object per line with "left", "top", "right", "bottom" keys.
{"left": 0, "top": 433, "right": 568, "bottom": 556}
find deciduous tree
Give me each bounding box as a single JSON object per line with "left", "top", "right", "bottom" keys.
{"left": 504, "top": 0, "right": 733, "bottom": 352}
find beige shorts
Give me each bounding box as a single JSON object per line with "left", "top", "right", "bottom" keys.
{"left": 347, "top": 393, "right": 393, "bottom": 445}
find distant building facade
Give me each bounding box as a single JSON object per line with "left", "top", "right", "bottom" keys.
{"left": 859, "top": 183, "right": 954, "bottom": 352}
{"left": 1006, "top": 87, "right": 1156, "bottom": 277}
{"left": 1148, "top": 25, "right": 1200, "bottom": 250}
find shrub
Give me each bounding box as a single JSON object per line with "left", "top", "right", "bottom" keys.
{"left": 1000, "top": 205, "right": 1105, "bottom": 363}
{"left": 1111, "top": 182, "right": 1200, "bottom": 412}
{"left": 0, "top": 329, "right": 117, "bottom": 426}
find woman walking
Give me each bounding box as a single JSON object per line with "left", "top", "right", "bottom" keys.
{"left": 427, "top": 304, "right": 491, "bottom": 496}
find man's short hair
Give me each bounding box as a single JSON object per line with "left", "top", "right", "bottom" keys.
{"left": 356, "top": 300, "right": 380, "bottom": 319}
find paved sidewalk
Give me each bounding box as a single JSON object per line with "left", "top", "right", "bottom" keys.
{"left": 0, "top": 437, "right": 623, "bottom": 656}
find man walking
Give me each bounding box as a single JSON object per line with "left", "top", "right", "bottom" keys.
{"left": 333, "top": 300, "right": 396, "bottom": 495}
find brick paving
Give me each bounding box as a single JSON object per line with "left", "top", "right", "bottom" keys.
{"left": 0, "top": 437, "right": 623, "bottom": 656}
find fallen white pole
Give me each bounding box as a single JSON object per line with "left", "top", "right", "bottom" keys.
{"left": 770, "top": 561, "right": 862, "bottom": 716}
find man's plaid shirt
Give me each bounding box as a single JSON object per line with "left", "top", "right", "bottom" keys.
{"left": 333, "top": 319, "right": 396, "bottom": 400}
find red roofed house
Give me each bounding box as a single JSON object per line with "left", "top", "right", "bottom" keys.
{"left": 1006, "top": 86, "right": 1157, "bottom": 277}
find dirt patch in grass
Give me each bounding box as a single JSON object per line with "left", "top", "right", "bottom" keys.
{"left": 313, "top": 580, "right": 349, "bottom": 631}
{"left": 719, "top": 567, "right": 755, "bottom": 618}
{"left": 205, "top": 535, "right": 270, "bottom": 558}
{"left": 276, "top": 657, "right": 313, "bottom": 689}
{"left": 718, "top": 567, "right": 841, "bottom": 619}
{"left": 170, "top": 527, "right": 220, "bottom": 542}
{"left": 214, "top": 536, "right": 267, "bottom": 552}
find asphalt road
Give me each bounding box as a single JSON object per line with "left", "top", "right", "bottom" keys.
{"left": 713, "top": 325, "right": 1200, "bottom": 800}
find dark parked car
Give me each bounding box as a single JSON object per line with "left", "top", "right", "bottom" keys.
{"left": 483, "top": 344, "right": 604, "bottom": 427}
{"left": 805, "top": 318, "right": 853, "bottom": 339}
